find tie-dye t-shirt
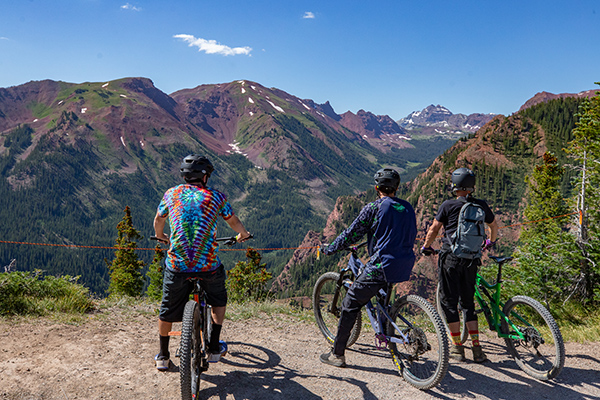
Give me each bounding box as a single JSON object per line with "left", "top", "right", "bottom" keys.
{"left": 157, "top": 184, "right": 234, "bottom": 273}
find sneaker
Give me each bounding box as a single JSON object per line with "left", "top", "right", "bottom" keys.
{"left": 154, "top": 354, "right": 169, "bottom": 371}
{"left": 472, "top": 345, "right": 488, "bottom": 363}
{"left": 450, "top": 345, "right": 466, "bottom": 362}
{"left": 207, "top": 341, "right": 228, "bottom": 363}
{"left": 319, "top": 351, "right": 346, "bottom": 368}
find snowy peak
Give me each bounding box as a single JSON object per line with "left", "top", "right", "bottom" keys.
{"left": 398, "top": 104, "right": 495, "bottom": 135}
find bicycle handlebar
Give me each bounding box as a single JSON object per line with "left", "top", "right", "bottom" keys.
{"left": 150, "top": 234, "right": 254, "bottom": 247}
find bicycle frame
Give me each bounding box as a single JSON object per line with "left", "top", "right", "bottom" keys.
{"left": 337, "top": 249, "right": 412, "bottom": 347}
{"left": 474, "top": 260, "right": 531, "bottom": 342}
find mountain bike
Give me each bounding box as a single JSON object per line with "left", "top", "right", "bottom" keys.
{"left": 313, "top": 242, "right": 449, "bottom": 390}
{"left": 151, "top": 235, "right": 248, "bottom": 400}
{"left": 434, "top": 253, "right": 565, "bottom": 380}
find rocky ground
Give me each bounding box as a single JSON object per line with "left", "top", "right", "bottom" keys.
{"left": 1, "top": 303, "right": 599, "bottom": 400}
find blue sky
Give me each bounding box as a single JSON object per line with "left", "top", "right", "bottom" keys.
{"left": 0, "top": 1, "right": 598, "bottom": 119}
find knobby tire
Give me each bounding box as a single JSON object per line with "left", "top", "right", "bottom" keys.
{"left": 313, "top": 272, "right": 362, "bottom": 347}
{"left": 501, "top": 295, "right": 565, "bottom": 380}
{"left": 386, "top": 294, "right": 449, "bottom": 390}
{"left": 180, "top": 300, "right": 202, "bottom": 400}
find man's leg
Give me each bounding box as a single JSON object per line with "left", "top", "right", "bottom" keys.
{"left": 321, "top": 273, "right": 385, "bottom": 367}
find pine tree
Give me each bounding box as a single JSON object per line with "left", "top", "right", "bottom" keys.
{"left": 565, "top": 83, "right": 600, "bottom": 304}
{"left": 226, "top": 248, "right": 273, "bottom": 303}
{"left": 106, "top": 206, "right": 146, "bottom": 297}
{"left": 511, "top": 152, "right": 581, "bottom": 309}
{"left": 145, "top": 245, "right": 165, "bottom": 301}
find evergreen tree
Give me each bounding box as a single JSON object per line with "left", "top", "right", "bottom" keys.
{"left": 565, "top": 83, "right": 600, "bottom": 304}
{"left": 105, "top": 206, "right": 146, "bottom": 297}
{"left": 226, "top": 248, "right": 272, "bottom": 303}
{"left": 511, "top": 152, "right": 581, "bottom": 309}
{"left": 145, "top": 244, "right": 165, "bottom": 301}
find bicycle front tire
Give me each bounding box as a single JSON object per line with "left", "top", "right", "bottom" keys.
{"left": 501, "top": 295, "right": 565, "bottom": 380}
{"left": 180, "top": 300, "right": 203, "bottom": 400}
{"left": 313, "top": 272, "right": 362, "bottom": 347}
{"left": 386, "top": 294, "right": 449, "bottom": 390}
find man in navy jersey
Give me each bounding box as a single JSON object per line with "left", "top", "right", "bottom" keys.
{"left": 319, "top": 168, "right": 417, "bottom": 368}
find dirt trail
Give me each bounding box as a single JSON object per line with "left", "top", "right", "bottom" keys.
{"left": 1, "top": 304, "right": 599, "bottom": 400}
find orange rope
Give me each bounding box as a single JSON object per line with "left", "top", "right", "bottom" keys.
{"left": 0, "top": 211, "right": 579, "bottom": 251}
{"left": 497, "top": 211, "right": 578, "bottom": 230}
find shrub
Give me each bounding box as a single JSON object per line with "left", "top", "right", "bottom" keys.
{"left": 226, "top": 249, "right": 273, "bottom": 303}
{"left": 0, "top": 270, "right": 94, "bottom": 316}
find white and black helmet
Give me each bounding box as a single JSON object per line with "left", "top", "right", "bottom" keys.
{"left": 451, "top": 167, "right": 476, "bottom": 193}
{"left": 180, "top": 154, "right": 214, "bottom": 183}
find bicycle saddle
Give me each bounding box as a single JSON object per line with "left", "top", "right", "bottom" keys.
{"left": 489, "top": 256, "right": 514, "bottom": 264}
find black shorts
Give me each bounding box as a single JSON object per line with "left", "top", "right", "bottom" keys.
{"left": 159, "top": 265, "right": 228, "bottom": 323}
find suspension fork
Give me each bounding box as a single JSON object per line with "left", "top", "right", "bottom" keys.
{"left": 329, "top": 267, "right": 352, "bottom": 315}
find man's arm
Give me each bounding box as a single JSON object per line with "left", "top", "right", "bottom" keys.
{"left": 225, "top": 215, "right": 252, "bottom": 242}
{"left": 153, "top": 212, "right": 169, "bottom": 243}
{"left": 423, "top": 219, "right": 443, "bottom": 248}
{"left": 487, "top": 219, "right": 499, "bottom": 242}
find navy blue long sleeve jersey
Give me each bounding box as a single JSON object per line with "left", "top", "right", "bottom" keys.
{"left": 325, "top": 196, "right": 417, "bottom": 283}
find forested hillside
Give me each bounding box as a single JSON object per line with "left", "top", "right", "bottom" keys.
{"left": 0, "top": 78, "right": 453, "bottom": 295}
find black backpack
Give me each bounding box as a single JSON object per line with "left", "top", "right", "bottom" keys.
{"left": 450, "top": 198, "right": 486, "bottom": 259}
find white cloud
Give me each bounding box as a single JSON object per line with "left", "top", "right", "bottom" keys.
{"left": 0, "top": 37, "right": 8, "bottom": 40}
{"left": 303, "top": 12, "right": 315, "bottom": 19}
{"left": 174, "top": 34, "right": 252, "bottom": 56}
{"left": 121, "top": 3, "right": 141, "bottom": 11}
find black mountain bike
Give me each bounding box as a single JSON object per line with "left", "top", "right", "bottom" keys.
{"left": 313, "top": 242, "right": 449, "bottom": 390}
{"left": 151, "top": 235, "right": 247, "bottom": 400}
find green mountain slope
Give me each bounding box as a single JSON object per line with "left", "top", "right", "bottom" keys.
{"left": 0, "top": 78, "right": 453, "bottom": 294}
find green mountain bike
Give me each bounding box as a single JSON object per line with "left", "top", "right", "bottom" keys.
{"left": 435, "top": 254, "right": 565, "bottom": 380}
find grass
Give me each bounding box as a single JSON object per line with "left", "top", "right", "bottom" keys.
{"left": 2, "top": 269, "right": 599, "bottom": 344}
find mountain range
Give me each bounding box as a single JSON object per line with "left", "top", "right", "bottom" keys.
{"left": 398, "top": 104, "right": 496, "bottom": 137}
{"left": 0, "top": 77, "right": 456, "bottom": 293}
{"left": 0, "top": 77, "right": 596, "bottom": 296}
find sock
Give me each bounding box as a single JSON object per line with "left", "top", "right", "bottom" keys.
{"left": 209, "top": 324, "right": 222, "bottom": 352}
{"left": 159, "top": 335, "right": 170, "bottom": 359}
{"left": 469, "top": 330, "right": 480, "bottom": 347}
{"left": 450, "top": 331, "right": 462, "bottom": 346}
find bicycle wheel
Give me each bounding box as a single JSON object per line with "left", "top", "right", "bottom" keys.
{"left": 180, "top": 300, "right": 203, "bottom": 400}
{"left": 435, "top": 282, "right": 468, "bottom": 344}
{"left": 386, "top": 294, "right": 449, "bottom": 390}
{"left": 501, "top": 295, "right": 565, "bottom": 380}
{"left": 313, "top": 272, "right": 361, "bottom": 347}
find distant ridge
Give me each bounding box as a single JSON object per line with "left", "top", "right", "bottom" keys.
{"left": 519, "top": 89, "right": 598, "bottom": 112}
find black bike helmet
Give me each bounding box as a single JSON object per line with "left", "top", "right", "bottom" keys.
{"left": 451, "top": 167, "right": 476, "bottom": 193}
{"left": 374, "top": 168, "right": 400, "bottom": 192}
{"left": 180, "top": 154, "right": 214, "bottom": 183}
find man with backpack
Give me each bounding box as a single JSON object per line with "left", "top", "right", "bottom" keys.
{"left": 421, "top": 167, "right": 498, "bottom": 363}
{"left": 319, "top": 168, "right": 417, "bottom": 368}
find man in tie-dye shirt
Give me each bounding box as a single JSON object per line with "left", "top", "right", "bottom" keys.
{"left": 153, "top": 155, "right": 251, "bottom": 371}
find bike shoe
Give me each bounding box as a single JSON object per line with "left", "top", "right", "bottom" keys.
{"left": 319, "top": 351, "right": 346, "bottom": 368}
{"left": 450, "top": 345, "right": 466, "bottom": 362}
{"left": 472, "top": 345, "right": 489, "bottom": 363}
{"left": 207, "top": 341, "right": 228, "bottom": 363}
{"left": 154, "top": 354, "right": 169, "bottom": 371}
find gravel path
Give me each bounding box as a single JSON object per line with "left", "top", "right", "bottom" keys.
{"left": 1, "top": 304, "right": 599, "bottom": 400}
